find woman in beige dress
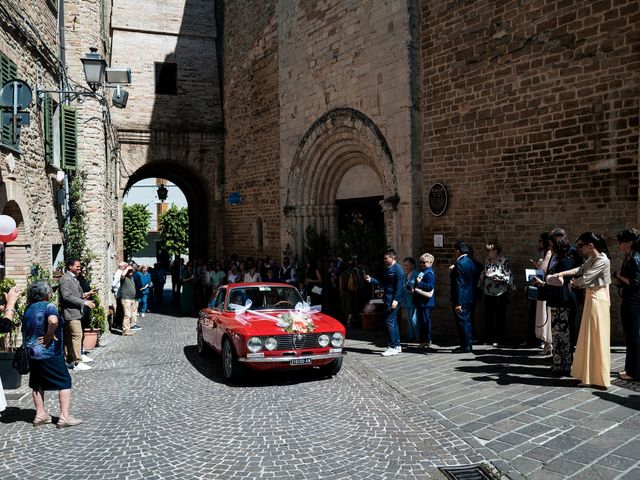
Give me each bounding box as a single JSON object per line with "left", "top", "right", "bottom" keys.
{"left": 547, "top": 232, "right": 611, "bottom": 389}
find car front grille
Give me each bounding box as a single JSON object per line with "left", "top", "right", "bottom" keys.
{"left": 261, "top": 333, "right": 322, "bottom": 350}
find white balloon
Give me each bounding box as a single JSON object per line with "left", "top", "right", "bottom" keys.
{"left": 0, "top": 215, "right": 16, "bottom": 235}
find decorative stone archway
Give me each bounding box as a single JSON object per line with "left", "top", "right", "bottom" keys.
{"left": 284, "top": 108, "right": 399, "bottom": 255}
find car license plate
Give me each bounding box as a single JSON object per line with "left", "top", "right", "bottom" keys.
{"left": 289, "top": 358, "right": 312, "bottom": 365}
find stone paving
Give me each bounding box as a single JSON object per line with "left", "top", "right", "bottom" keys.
{"left": 345, "top": 328, "right": 640, "bottom": 480}
{"left": 1, "top": 312, "right": 490, "bottom": 480}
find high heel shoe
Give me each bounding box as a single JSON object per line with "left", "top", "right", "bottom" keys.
{"left": 33, "top": 414, "right": 52, "bottom": 427}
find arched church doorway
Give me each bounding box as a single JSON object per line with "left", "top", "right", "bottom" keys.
{"left": 284, "top": 108, "right": 398, "bottom": 269}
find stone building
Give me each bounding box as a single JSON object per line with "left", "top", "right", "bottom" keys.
{"left": 221, "top": 0, "right": 639, "bottom": 341}
{"left": 0, "top": 0, "right": 119, "bottom": 305}
{"left": 109, "top": 0, "right": 224, "bottom": 261}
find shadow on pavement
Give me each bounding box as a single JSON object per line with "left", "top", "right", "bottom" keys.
{"left": 0, "top": 406, "right": 36, "bottom": 425}
{"left": 183, "top": 345, "right": 338, "bottom": 388}
{"left": 593, "top": 390, "right": 640, "bottom": 410}
{"left": 456, "top": 363, "right": 582, "bottom": 388}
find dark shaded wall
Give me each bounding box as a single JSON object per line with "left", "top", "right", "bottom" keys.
{"left": 421, "top": 0, "right": 639, "bottom": 341}
{"left": 222, "top": 0, "right": 281, "bottom": 259}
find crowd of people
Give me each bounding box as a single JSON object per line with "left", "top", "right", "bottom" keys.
{"left": 1, "top": 227, "right": 638, "bottom": 428}
{"left": 363, "top": 228, "right": 640, "bottom": 393}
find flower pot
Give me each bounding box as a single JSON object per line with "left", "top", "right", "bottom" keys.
{"left": 0, "top": 351, "right": 23, "bottom": 389}
{"left": 82, "top": 329, "right": 99, "bottom": 351}
{"left": 361, "top": 312, "right": 383, "bottom": 331}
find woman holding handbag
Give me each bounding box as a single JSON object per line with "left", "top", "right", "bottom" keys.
{"left": 413, "top": 253, "right": 436, "bottom": 349}
{"left": 23, "top": 281, "right": 83, "bottom": 427}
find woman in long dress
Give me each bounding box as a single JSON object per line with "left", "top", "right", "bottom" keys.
{"left": 534, "top": 232, "right": 577, "bottom": 375}
{"left": 180, "top": 262, "right": 196, "bottom": 315}
{"left": 548, "top": 232, "right": 611, "bottom": 389}
{"left": 613, "top": 228, "right": 640, "bottom": 381}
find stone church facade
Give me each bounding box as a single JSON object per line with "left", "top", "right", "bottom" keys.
{"left": 221, "top": 0, "right": 639, "bottom": 340}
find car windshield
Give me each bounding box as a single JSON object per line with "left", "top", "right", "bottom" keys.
{"left": 226, "top": 286, "right": 304, "bottom": 311}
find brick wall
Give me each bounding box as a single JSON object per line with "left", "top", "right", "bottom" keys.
{"left": 421, "top": 0, "right": 639, "bottom": 341}
{"left": 110, "top": 0, "right": 224, "bottom": 261}
{"left": 222, "top": 0, "right": 281, "bottom": 259}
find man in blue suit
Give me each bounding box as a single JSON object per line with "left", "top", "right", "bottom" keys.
{"left": 366, "top": 249, "right": 405, "bottom": 356}
{"left": 450, "top": 241, "right": 478, "bottom": 353}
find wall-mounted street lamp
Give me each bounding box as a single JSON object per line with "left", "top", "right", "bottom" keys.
{"left": 79, "top": 47, "right": 107, "bottom": 91}
{"left": 36, "top": 47, "right": 132, "bottom": 109}
{"left": 157, "top": 184, "right": 168, "bottom": 202}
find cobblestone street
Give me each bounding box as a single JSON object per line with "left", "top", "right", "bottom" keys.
{"left": 1, "top": 311, "right": 483, "bottom": 480}
{"left": 3, "top": 309, "right": 640, "bottom": 479}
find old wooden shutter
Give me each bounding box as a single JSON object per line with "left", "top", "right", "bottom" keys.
{"left": 0, "top": 52, "right": 19, "bottom": 147}
{"left": 43, "top": 94, "right": 56, "bottom": 164}
{"left": 60, "top": 105, "right": 77, "bottom": 170}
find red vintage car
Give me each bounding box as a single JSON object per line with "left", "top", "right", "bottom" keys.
{"left": 197, "top": 283, "right": 346, "bottom": 381}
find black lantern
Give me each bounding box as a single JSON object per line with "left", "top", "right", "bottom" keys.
{"left": 157, "top": 184, "right": 168, "bottom": 202}
{"left": 80, "top": 47, "right": 107, "bottom": 91}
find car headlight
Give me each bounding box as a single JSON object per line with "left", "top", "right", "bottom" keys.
{"left": 264, "top": 337, "right": 278, "bottom": 351}
{"left": 247, "top": 337, "right": 263, "bottom": 353}
{"left": 331, "top": 332, "right": 344, "bottom": 348}
{"left": 318, "top": 334, "right": 330, "bottom": 347}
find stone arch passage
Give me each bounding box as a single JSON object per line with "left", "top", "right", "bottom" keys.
{"left": 285, "top": 108, "right": 399, "bottom": 255}
{"left": 124, "top": 162, "right": 211, "bottom": 261}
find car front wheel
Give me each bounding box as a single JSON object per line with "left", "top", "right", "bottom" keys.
{"left": 222, "top": 338, "right": 245, "bottom": 382}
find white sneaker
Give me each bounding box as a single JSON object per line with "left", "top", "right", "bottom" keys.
{"left": 381, "top": 347, "right": 401, "bottom": 357}
{"left": 73, "top": 362, "right": 92, "bottom": 371}
{"left": 81, "top": 354, "right": 94, "bottom": 363}
{"left": 140, "top": 313, "right": 145, "bottom": 318}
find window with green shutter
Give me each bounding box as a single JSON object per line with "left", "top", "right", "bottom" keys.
{"left": 60, "top": 105, "right": 77, "bottom": 171}
{"left": 0, "top": 52, "right": 19, "bottom": 149}
{"left": 43, "top": 94, "right": 57, "bottom": 164}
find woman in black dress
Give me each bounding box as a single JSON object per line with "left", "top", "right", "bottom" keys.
{"left": 0, "top": 285, "right": 23, "bottom": 415}
{"left": 24, "top": 281, "right": 82, "bottom": 428}
{"left": 535, "top": 231, "right": 576, "bottom": 375}
{"left": 613, "top": 228, "right": 640, "bottom": 381}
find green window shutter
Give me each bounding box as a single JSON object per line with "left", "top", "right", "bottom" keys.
{"left": 43, "top": 94, "right": 55, "bottom": 164}
{"left": 60, "top": 105, "right": 77, "bottom": 171}
{"left": 0, "top": 52, "right": 19, "bottom": 148}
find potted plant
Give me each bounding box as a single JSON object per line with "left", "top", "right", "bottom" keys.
{"left": 0, "top": 278, "right": 26, "bottom": 389}
{"left": 83, "top": 290, "right": 107, "bottom": 351}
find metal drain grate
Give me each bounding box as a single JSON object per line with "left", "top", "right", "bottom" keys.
{"left": 438, "top": 464, "right": 499, "bottom": 480}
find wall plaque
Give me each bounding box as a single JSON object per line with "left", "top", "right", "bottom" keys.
{"left": 428, "top": 183, "right": 448, "bottom": 216}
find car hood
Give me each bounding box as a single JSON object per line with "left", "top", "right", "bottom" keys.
{"left": 232, "top": 311, "right": 344, "bottom": 336}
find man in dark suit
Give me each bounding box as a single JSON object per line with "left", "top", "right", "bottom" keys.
{"left": 450, "top": 241, "right": 477, "bottom": 353}
{"left": 366, "top": 249, "right": 405, "bottom": 356}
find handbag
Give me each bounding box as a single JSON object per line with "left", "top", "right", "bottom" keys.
{"left": 414, "top": 288, "right": 434, "bottom": 299}
{"left": 12, "top": 341, "right": 30, "bottom": 375}
{"left": 526, "top": 285, "right": 539, "bottom": 301}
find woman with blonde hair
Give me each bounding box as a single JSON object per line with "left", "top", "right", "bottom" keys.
{"left": 412, "top": 253, "right": 436, "bottom": 349}
{"left": 547, "top": 232, "right": 611, "bottom": 388}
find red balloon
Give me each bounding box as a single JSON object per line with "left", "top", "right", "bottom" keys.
{"left": 0, "top": 228, "right": 18, "bottom": 243}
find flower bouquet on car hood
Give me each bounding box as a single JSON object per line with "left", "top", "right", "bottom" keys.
{"left": 276, "top": 309, "right": 316, "bottom": 334}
